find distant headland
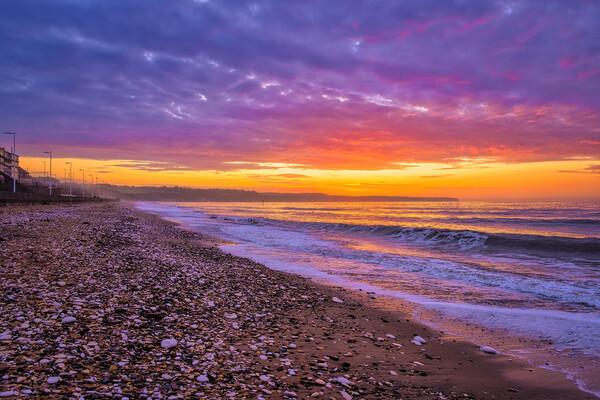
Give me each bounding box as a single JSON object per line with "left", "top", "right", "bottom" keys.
{"left": 118, "top": 186, "right": 459, "bottom": 202}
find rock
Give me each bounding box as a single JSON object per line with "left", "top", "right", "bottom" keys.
{"left": 390, "top": 370, "right": 398, "bottom": 375}
{"left": 161, "top": 373, "right": 173, "bottom": 380}
{"left": 283, "top": 391, "right": 297, "bottom": 398}
{"left": 224, "top": 313, "right": 238, "bottom": 319}
{"left": 0, "top": 392, "right": 18, "bottom": 397}
{"left": 61, "top": 316, "right": 77, "bottom": 324}
{"left": 332, "top": 297, "right": 344, "bottom": 303}
{"left": 161, "top": 338, "right": 178, "bottom": 348}
{"left": 413, "top": 335, "right": 427, "bottom": 344}
{"left": 337, "top": 376, "right": 352, "bottom": 385}
{"left": 196, "top": 375, "right": 209, "bottom": 382}
{"left": 480, "top": 346, "right": 499, "bottom": 354}
{"left": 340, "top": 390, "right": 352, "bottom": 400}
{"left": 315, "top": 378, "right": 326, "bottom": 385}
{"left": 47, "top": 376, "right": 60, "bottom": 384}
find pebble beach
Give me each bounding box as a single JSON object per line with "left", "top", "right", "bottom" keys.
{"left": 0, "top": 203, "right": 593, "bottom": 399}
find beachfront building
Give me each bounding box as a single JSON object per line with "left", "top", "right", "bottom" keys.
{"left": 0, "top": 146, "right": 19, "bottom": 188}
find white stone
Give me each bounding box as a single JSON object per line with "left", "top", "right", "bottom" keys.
{"left": 332, "top": 297, "right": 344, "bottom": 303}
{"left": 161, "top": 338, "right": 178, "bottom": 348}
{"left": 337, "top": 377, "right": 352, "bottom": 385}
{"left": 480, "top": 345, "right": 499, "bottom": 354}
{"left": 414, "top": 335, "right": 427, "bottom": 343}
{"left": 390, "top": 370, "right": 398, "bottom": 375}
{"left": 340, "top": 391, "right": 352, "bottom": 400}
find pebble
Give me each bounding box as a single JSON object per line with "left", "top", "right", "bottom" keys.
{"left": 283, "top": 391, "right": 297, "bottom": 398}
{"left": 315, "top": 378, "right": 326, "bottom": 385}
{"left": 196, "top": 375, "right": 209, "bottom": 382}
{"left": 61, "top": 316, "right": 77, "bottom": 324}
{"left": 480, "top": 346, "right": 499, "bottom": 354}
{"left": 47, "top": 376, "right": 60, "bottom": 384}
{"left": 161, "top": 338, "right": 178, "bottom": 348}
{"left": 0, "top": 392, "right": 18, "bottom": 397}
{"left": 332, "top": 297, "right": 344, "bottom": 303}
{"left": 340, "top": 390, "right": 352, "bottom": 400}
{"left": 337, "top": 377, "right": 352, "bottom": 385}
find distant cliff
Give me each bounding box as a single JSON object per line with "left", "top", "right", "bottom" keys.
{"left": 118, "top": 186, "right": 458, "bottom": 202}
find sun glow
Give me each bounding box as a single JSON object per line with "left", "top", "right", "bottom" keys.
{"left": 20, "top": 157, "right": 600, "bottom": 201}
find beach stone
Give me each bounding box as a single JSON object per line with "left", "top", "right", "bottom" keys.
{"left": 340, "top": 391, "right": 352, "bottom": 400}
{"left": 413, "top": 335, "right": 427, "bottom": 344}
{"left": 61, "top": 316, "right": 77, "bottom": 324}
{"left": 47, "top": 376, "right": 60, "bottom": 384}
{"left": 337, "top": 377, "right": 352, "bottom": 385}
{"left": 480, "top": 346, "right": 499, "bottom": 354}
{"left": 196, "top": 375, "right": 209, "bottom": 382}
{"left": 161, "top": 338, "right": 178, "bottom": 348}
{"left": 332, "top": 297, "right": 344, "bottom": 303}
{"left": 315, "top": 378, "right": 326, "bottom": 385}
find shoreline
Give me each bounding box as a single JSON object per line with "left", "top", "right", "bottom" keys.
{"left": 0, "top": 202, "right": 594, "bottom": 399}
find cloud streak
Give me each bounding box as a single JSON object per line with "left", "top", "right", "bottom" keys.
{"left": 1, "top": 0, "right": 599, "bottom": 171}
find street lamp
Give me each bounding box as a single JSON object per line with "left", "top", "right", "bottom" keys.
{"left": 3, "top": 132, "right": 16, "bottom": 193}
{"left": 43, "top": 151, "right": 52, "bottom": 195}
{"left": 65, "top": 161, "right": 72, "bottom": 195}
{"left": 89, "top": 173, "right": 94, "bottom": 197}
{"left": 80, "top": 168, "right": 85, "bottom": 197}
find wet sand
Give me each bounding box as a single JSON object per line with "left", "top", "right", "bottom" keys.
{"left": 0, "top": 202, "right": 594, "bottom": 399}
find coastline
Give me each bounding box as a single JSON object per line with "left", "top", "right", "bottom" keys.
{"left": 0, "top": 202, "right": 594, "bottom": 399}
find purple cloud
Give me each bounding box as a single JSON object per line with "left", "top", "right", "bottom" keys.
{"left": 0, "top": 0, "right": 598, "bottom": 170}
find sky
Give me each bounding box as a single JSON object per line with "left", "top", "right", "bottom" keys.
{"left": 1, "top": 0, "right": 599, "bottom": 200}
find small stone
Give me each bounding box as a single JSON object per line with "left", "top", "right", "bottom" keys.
{"left": 196, "top": 375, "right": 209, "bottom": 382}
{"left": 332, "top": 297, "right": 344, "bottom": 303}
{"left": 61, "top": 316, "right": 77, "bottom": 324}
{"left": 47, "top": 376, "right": 60, "bottom": 384}
{"left": 0, "top": 392, "right": 18, "bottom": 397}
{"left": 224, "top": 313, "right": 238, "bottom": 319}
{"left": 283, "top": 391, "right": 297, "bottom": 398}
{"left": 337, "top": 377, "right": 352, "bottom": 386}
{"left": 413, "top": 335, "right": 427, "bottom": 344}
{"left": 390, "top": 370, "right": 398, "bottom": 375}
{"left": 480, "top": 346, "right": 498, "bottom": 354}
{"left": 340, "top": 391, "right": 352, "bottom": 400}
{"left": 161, "top": 374, "right": 173, "bottom": 380}
{"left": 109, "top": 365, "right": 118, "bottom": 372}
{"left": 161, "top": 338, "right": 178, "bottom": 348}
{"left": 315, "top": 378, "right": 326, "bottom": 385}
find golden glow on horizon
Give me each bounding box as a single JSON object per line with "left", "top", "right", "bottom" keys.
{"left": 21, "top": 156, "right": 599, "bottom": 201}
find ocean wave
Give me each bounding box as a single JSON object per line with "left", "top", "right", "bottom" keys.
{"left": 303, "top": 222, "right": 600, "bottom": 257}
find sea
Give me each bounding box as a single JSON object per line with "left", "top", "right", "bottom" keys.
{"left": 137, "top": 200, "right": 600, "bottom": 396}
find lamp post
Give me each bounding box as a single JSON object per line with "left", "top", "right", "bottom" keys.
{"left": 65, "top": 161, "right": 72, "bottom": 195}
{"left": 43, "top": 151, "right": 52, "bottom": 195}
{"left": 80, "top": 168, "right": 85, "bottom": 197}
{"left": 89, "top": 173, "right": 94, "bottom": 197}
{"left": 3, "top": 132, "right": 16, "bottom": 192}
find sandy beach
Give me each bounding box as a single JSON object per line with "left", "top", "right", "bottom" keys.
{"left": 0, "top": 203, "right": 594, "bottom": 399}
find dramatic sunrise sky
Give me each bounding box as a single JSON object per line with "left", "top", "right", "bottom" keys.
{"left": 1, "top": 0, "right": 599, "bottom": 200}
